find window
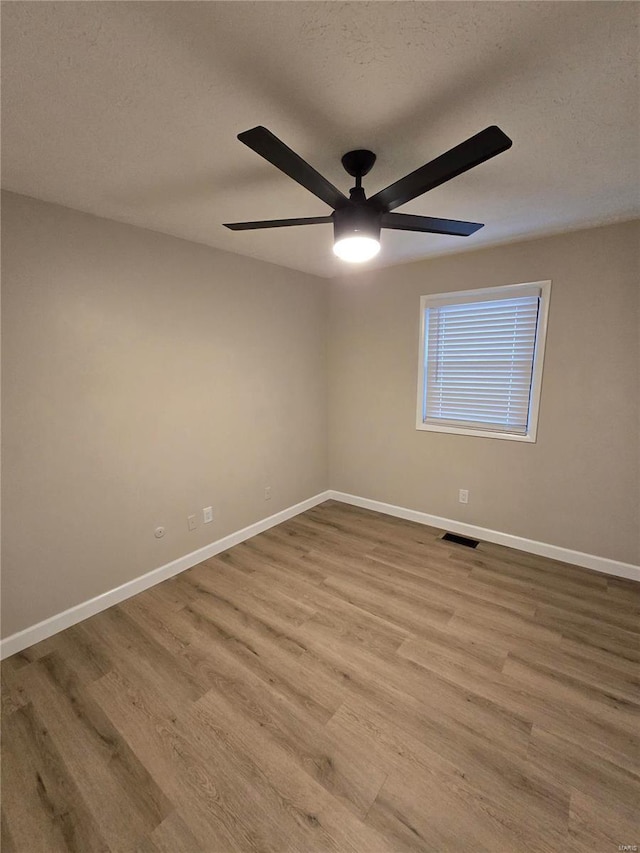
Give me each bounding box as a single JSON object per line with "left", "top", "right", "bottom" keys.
{"left": 416, "top": 281, "right": 551, "bottom": 441}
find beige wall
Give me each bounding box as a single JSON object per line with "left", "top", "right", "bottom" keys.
{"left": 2, "top": 194, "right": 638, "bottom": 641}
{"left": 1, "top": 192, "right": 328, "bottom": 637}
{"left": 328, "top": 221, "right": 640, "bottom": 565}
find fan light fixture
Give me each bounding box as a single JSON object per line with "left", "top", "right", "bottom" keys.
{"left": 332, "top": 195, "right": 381, "bottom": 263}
{"left": 224, "top": 126, "right": 513, "bottom": 262}
{"left": 333, "top": 235, "right": 380, "bottom": 263}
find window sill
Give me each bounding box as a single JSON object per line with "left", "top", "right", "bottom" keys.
{"left": 416, "top": 421, "right": 537, "bottom": 442}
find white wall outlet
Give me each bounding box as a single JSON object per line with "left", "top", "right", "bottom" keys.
{"left": 187, "top": 514, "right": 197, "bottom": 531}
{"left": 203, "top": 506, "right": 213, "bottom": 524}
{"left": 154, "top": 526, "right": 165, "bottom": 539}
{"left": 264, "top": 486, "right": 272, "bottom": 501}
{"left": 459, "top": 489, "right": 469, "bottom": 504}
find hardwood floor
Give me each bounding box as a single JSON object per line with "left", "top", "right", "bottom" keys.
{"left": 2, "top": 500, "right": 639, "bottom": 852}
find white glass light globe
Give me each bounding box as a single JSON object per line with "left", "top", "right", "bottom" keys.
{"left": 333, "top": 235, "right": 380, "bottom": 263}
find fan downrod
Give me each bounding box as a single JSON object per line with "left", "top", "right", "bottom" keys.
{"left": 341, "top": 149, "right": 376, "bottom": 179}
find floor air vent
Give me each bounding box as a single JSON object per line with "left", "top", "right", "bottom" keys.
{"left": 442, "top": 532, "right": 479, "bottom": 548}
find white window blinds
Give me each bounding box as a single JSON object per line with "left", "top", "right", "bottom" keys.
{"left": 423, "top": 293, "right": 541, "bottom": 435}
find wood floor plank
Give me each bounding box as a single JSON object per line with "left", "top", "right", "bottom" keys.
{"left": 606, "top": 575, "right": 640, "bottom": 603}
{"left": 10, "top": 655, "right": 172, "bottom": 851}
{"left": 296, "top": 624, "right": 535, "bottom": 760}
{"left": 367, "top": 548, "right": 538, "bottom": 617}
{"left": 250, "top": 558, "right": 414, "bottom": 644}
{"left": 367, "top": 764, "right": 567, "bottom": 853}
{"left": 136, "top": 812, "right": 204, "bottom": 853}
{"left": 301, "top": 607, "right": 408, "bottom": 658}
{"left": 189, "top": 689, "right": 392, "bottom": 853}
{"left": 558, "top": 633, "right": 640, "bottom": 679}
{"left": 172, "top": 584, "right": 309, "bottom": 662}
{"left": 502, "top": 653, "right": 640, "bottom": 735}
{"left": 533, "top": 601, "right": 640, "bottom": 661}
{"left": 469, "top": 552, "right": 613, "bottom": 606}
{"left": 309, "top": 540, "right": 532, "bottom": 622}
{"left": 0, "top": 811, "right": 18, "bottom": 853}
{"left": 119, "top": 595, "right": 380, "bottom": 817}
{"left": 397, "top": 631, "right": 508, "bottom": 682}
{"left": 321, "top": 572, "right": 454, "bottom": 634}
{"left": 1, "top": 702, "right": 110, "bottom": 853}
{"left": 476, "top": 540, "right": 609, "bottom": 588}
{"left": 241, "top": 533, "right": 313, "bottom": 572}
{"left": 79, "top": 606, "right": 207, "bottom": 717}
{"left": 567, "top": 788, "right": 640, "bottom": 851}
{"left": 327, "top": 696, "right": 571, "bottom": 848}
{"left": 20, "top": 623, "right": 113, "bottom": 686}
{"left": 88, "top": 669, "right": 287, "bottom": 853}
{"left": 3, "top": 500, "right": 638, "bottom": 852}
{"left": 193, "top": 671, "right": 387, "bottom": 821}
{"left": 176, "top": 598, "right": 341, "bottom": 724}
{"left": 1, "top": 665, "right": 27, "bottom": 717}
{"left": 187, "top": 559, "right": 319, "bottom": 629}
{"left": 526, "top": 725, "right": 640, "bottom": 812}
{"left": 471, "top": 563, "right": 640, "bottom": 624}
{"left": 401, "top": 626, "right": 638, "bottom": 773}
{"left": 503, "top": 644, "right": 640, "bottom": 705}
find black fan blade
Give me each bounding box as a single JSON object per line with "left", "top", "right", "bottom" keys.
{"left": 369, "top": 126, "right": 512, "bottom": 212}
{"left": 238, "top": 127, "right": 348, "bottom": 210}
{"left": 381, "top": 212, "right": 483, "bottom": 236}
{"left": 224, "top": 216, "right": 333, "bottom": 231}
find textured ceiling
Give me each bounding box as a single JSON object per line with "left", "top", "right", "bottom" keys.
{"left": 2, "top": 1, "right": 638, "bottom": 278}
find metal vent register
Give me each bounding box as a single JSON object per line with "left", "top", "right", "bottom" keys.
{"left": 441, "top": 532, "right": 479, "bottom": 549}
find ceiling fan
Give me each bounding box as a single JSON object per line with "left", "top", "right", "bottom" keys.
{"left": 224, "top": 125, "right": 512, "bottom": 263}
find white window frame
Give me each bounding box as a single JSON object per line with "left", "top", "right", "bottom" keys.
{"left": 416, "top": 280, "right": 551, "bottom": 442}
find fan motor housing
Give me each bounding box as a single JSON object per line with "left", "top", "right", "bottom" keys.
{"left": 333, "top": 204, "right": 381, "bottom": 242}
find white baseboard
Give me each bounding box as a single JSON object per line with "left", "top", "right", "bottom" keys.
{"left": 0, "top": 490, "right": 332, "bottom": 661}
{"left": 3, "top": 487, "right": 637, "bottom": 660}
{"left": 328, "top": 490, "right": 640, "bottom": 583}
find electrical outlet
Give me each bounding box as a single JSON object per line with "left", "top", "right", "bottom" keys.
{"left": 203, "top": 506, "right": 213, "bottom": 524}
{"left": 187, "top": 514, "right": 197, "bottom": 531}
{"left": 264, "top": 486, "right": 272, "bottom": 501}
{"left": 459, "top": 489, "right": 469, "bottom": 504}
